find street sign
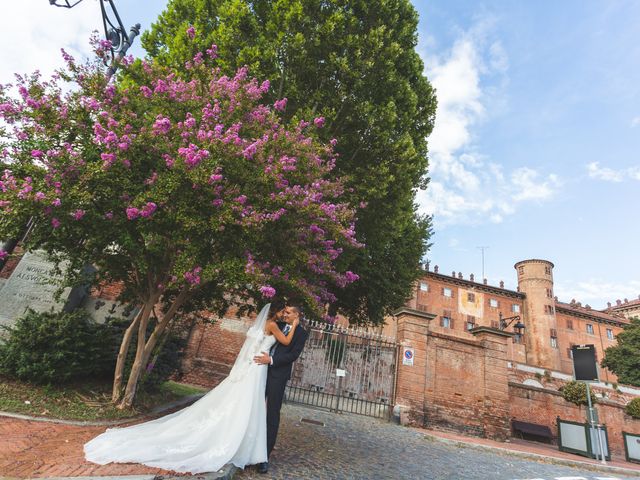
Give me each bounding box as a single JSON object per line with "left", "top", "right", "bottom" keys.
{"left": 571, "top": 344, "right": 599, "bottom": 382}
{"left": 402, "top": 347, "right": 414, "bottom": 366}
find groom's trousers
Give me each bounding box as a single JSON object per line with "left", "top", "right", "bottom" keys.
{"left": 265, "top": 372, "right": 288, "bottom": 456}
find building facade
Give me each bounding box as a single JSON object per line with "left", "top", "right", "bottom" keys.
{"left": 388, "top": 258, "right": 629, "bottom": 382}
{"left": 606, "top": 296, "right": 640, "bottom": 320}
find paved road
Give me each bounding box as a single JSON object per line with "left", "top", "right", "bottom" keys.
{"left": 235, "top": 403, "right": 640, "bottom": 480}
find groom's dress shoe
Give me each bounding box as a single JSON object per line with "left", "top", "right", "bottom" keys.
{"left": 257, "top": 462, "right": 269, "bottom": 474}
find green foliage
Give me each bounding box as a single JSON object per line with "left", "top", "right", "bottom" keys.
{"left": 0, "top": 309, "right": 188, "bottom": 394}
{"left": 0, "top": 310, "right": 113, "bottom": 384}
{"left": 559, "top": 380, "right": 597, "bottom": 406}
{"left": 602, "top": 317, "right": 640, "bottom": 387}
{"left": 142, "top": 0, "right": 437, "bottom": 324}
{"left": 626, "top": 397, "right": 640, "bottom": 419}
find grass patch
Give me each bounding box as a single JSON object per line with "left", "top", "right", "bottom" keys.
{"left": 0, "top": 375, "right": 206, "bottom": 421}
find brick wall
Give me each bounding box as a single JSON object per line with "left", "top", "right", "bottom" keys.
{"left": 179, "top": 308, "right": 256, "bottom": 388}
{"left": 394, "top": 308, "right": 513, "bottom": 441}
{"left": 0, "top": 247, "right": 23, "bottom": 279}
{"left": 509, "top": 382, "right": 640, "bottom": 456}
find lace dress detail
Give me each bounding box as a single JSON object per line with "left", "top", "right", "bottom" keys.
{"left": 84, "top": 323, "right": 277, "bottom": 474}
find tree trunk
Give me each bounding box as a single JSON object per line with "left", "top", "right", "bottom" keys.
{"left": 118, "top": 287, "right": 189, "bottom": 409}
{"left": 111, "top": 308, "right": 143, "bottom": 403}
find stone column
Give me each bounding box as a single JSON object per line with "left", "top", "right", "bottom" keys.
{"left": 470, "top": 326, "right": 513, "bottom": 441}
{"left": 394, "top": 307, "right": 435, "bottom": 427}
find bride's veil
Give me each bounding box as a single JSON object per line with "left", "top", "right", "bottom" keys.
{"left": 227, "top": 303, "right": 271, "bottom": 379}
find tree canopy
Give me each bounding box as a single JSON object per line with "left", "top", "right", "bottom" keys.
{"left": 602, "top": 317, "right": 640, "bottom": 387}
{"left": 0, "top": 36, "right": 360, "bottom": 406}
{"left": 142, "top": 0, "right": 436, "bottom": 324}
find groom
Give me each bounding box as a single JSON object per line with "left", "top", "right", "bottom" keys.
{"left": 253, "top": 304, "right": 308, "bottom": 474}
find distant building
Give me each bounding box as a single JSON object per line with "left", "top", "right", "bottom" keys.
{"left": 605, "top": 296, "right": 640, "bottom": 320}
{"left": 384, "top": 258, "right": 629, "bottom": 383}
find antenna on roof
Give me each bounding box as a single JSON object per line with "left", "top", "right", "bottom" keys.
{"left": 477, "top": 246, "right": 489, "bottom": 281}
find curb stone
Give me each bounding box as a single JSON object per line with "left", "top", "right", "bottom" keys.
{"left": 0, "top": 394, "right": 205, "bottom": 427}
{"left": 420, "top": 431, "right": 640, "bottom": 477}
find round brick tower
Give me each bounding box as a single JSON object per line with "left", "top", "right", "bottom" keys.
{"left": 514, "top": 259, "right": 562, "bottom": 371}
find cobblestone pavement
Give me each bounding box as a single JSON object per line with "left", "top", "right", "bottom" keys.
{"left": 235, "top": 403, "right": 640, "bottom": 480}
{"left": 2, "top": 403, "right": 639, "bottom": 480}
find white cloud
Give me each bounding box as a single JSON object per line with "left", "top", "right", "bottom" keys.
{"left": 555, "top": 279, "right": 640, "bottom": 310}
{"left": 417, "top": 21, "right": 560, "bottom": 227}
{"left": 0, "top": 2, "right": 97, "bottom": 85}
{"left": 587, "top": 161, "right": 640, "bottom": 182}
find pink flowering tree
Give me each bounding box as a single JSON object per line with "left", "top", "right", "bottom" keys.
{"left": 0, "top": 35, "right": 361, "bottom": 408}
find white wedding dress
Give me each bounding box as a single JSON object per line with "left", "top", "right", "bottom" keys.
{"left": 84, "top": 304, "right": 276, "bottom": 474}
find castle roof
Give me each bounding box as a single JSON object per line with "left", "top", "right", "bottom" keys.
{"left": 555, "top": 300, "right": 629, "bottom": 326}
{"left": 421, "top": 269, "right": 525, "bottom": 299}
{"left": 606, "top": 297, "right": 640, "bottom": 312}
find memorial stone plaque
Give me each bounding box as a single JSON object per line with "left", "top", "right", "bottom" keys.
{"left": 0, "top": 251, "right": 71, "bottom": 328}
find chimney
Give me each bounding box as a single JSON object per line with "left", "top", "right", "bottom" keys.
{"left": 434, "top": 265, "right": 439, "bottom": 273}
{"left": 577, "top": 302, "right": 582, "bottom": 307}
{"left": 607, "top": 302, "right": 611, "bottom": 308}
{"left": 570, "top": 299, "right": 576, "bottom": 305}
{"left": 483, "top": 278, "right": 488, "bottom": 285}
{"left": 624, "top": 298, "right": 629, "bottom": 303}
{"left": 452, "top": 271, "right": 456, "bottom": 277}
{"left": 554, "top": 296, "right": 558, "bottom": 301}
{"left": 458, "top": 272, "right": 463, "bottom": 279}
{"left": 616, "top": 299, "right": 622, "bottom": 306}
{"left": 499, "top": 281, "right": 504, "bottom": 288}
{"left": 470, "top": 273, "right": 475, "bottom": 282}
{"left": 586, "top": 304, "right": 591, "bottom": 310}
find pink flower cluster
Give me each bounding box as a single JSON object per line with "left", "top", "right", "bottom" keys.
{"left": 126, "top": 202, "right": 157, "bottom": 220}
{"left": 184, "top": 266, "right": 202, "bottom": 285}
{"left": 260, "top": 285, "right": 276, "bottom": 298}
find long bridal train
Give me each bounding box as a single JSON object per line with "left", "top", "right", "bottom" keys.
{"left": 84, "top": 305, "right": 275, "bottom": 474}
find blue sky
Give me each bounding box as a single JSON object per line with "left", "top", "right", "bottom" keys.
{"left": 2, "top": 1, "right": 639, "bottom": 308}
{"left": 413, "top": 1, "right": 640, "bottom": 308}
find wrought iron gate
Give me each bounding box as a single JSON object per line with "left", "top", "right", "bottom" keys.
{"left": 285, "top": 320, "right": 398, "bottom": 419}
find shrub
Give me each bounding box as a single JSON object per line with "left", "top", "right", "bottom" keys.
{"left": 0, "top": 309, "right": 113, "bottom": 384}
{"left": 0, "top": 309, "right": 190, "bottom": 394}
{"left": 626, "top": 398, "right": 640, "bottom": 419}
{"left": 559, "top": 380, "right": 597, "bottom": 406}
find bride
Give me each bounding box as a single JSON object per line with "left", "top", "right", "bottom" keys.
{"left": 84, "top": 303, "right": 299, "bottom": 474}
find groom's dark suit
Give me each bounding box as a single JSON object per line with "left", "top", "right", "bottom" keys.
{"left": 266, "top": 321, "right": 308, "bottom": 456}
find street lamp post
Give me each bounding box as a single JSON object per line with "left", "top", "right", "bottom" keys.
{"left": 498, "top": 312, "right": 526, "bottom": 341}
{"left": 48, "top": 0, "right": 140, "bottom": 80}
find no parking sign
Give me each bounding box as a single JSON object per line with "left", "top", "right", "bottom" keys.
{"left": 402, "top": 347, "right": 414, "bottom": 366}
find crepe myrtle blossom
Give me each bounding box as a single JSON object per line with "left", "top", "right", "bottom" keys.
{"left": 0, "top": 41, "right": 363, "bottom": 410}
{"left": 0, "top": 250, "right": 8, "bottom": 260}
{"left": 260, "top": 285, "right": 276, "bottom": 298}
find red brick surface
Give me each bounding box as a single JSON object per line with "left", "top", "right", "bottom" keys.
{"left": 0, "top": 417, "right": 173, "bottom": 478}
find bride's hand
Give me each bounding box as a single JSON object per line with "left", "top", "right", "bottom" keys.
{"left": 293, "top": 317, "right": 300, "bottom": 327}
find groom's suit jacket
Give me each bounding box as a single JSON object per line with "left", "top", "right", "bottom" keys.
{"left": 270, "top": 321, "right": 308, "bottom": 380}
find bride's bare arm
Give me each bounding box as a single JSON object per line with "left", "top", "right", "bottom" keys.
{"left": 267, "top": 320, "right": 298, "bottom": 346}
